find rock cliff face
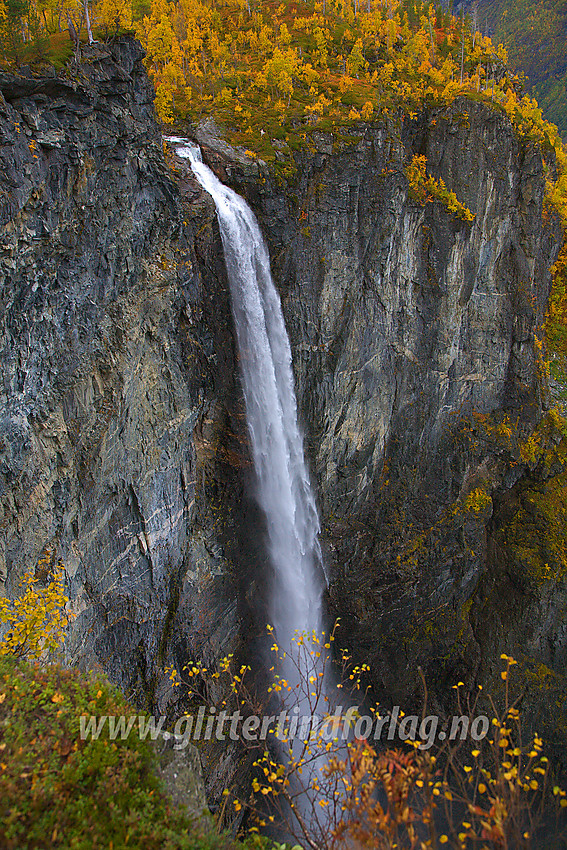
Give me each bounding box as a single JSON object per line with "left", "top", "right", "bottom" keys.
{"left": 200, "top": 101, "right": 566, "bottom": 741}
{"left": 0, "top": 39, "right": 262, "bottom": 724}
{"left": 1, "top": 37, "right": 566, "bottom": 786}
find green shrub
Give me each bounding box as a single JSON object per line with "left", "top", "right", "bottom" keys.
{"left": 0, "top": 656, "right": 264, "bottom": 850}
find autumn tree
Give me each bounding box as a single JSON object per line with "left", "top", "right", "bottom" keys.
{"left": 346, "top": 36, "right": 364, "bottom": 76}
{"left": 0, "top": 0, "right": 29, "bottom": 64}
{"left": 0, "top": 557, "right": 73, "bottom": 660}
{"left": 95, "top": 0, "right": 133, "bottom": 32}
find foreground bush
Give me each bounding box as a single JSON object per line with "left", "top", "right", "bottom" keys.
{"left": 0, "top": 655, "right": 270, "bottom": 850}
{"left": 172, "top": 635, "right": 567, "bottom": 849}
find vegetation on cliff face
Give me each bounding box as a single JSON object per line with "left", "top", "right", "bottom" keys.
{"left": 135, "top": 0, "right": 509, "bottom": 127}
{"left": 2, "top": 0, "right": 567, "bottom": 219}
{"left": 406, "top": 152, "right": 475, "bottom": 220}
{"left": 132, "top": 0, "right": 564, "bottom": 161}
{"left": 546, "top": 242, "right": 567, "bottom": 407}
{"left": 0, "top": 553, "right": 72, "bottom": 660}
{"left": 0, "top": 0, "right": 563, "bottom": 155}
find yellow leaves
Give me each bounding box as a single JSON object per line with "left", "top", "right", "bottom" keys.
{"left": 279, "top": 22, "right": 291, "bottom": 45}
{"left": 216, "top": 86, "right": 234, "bottom": 105}
{"left": 131, "top": 0, "right": 546, "bottom": 168}
{"left": 405, "top": 155, "right": 476, "bottom": 221}
{"left": 346, "top": 37, "right": 364, "bottom": 77}
{"left": 405, "top": 154, "right": 429, "bottom": 203}
{"left": 306, "top": 93, "right": 331, "bottom": 117}
{"left": 154, "top": 86, "right": 176, "bottom": 124}
{"left": 496, "top": 43, "right": 508, "bottom": 64}
{"left": 312, "top": 25, "right": 329, "bottom": 67}
{"left": 143, "top": 607, "right": 562, "bottom": 848}
{"left": 0, "top": 564, "right": 73, "bottom": 660}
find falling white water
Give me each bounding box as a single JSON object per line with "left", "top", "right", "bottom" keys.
{"left": 167, "top": 139, "right": 349, "bottom": 841}
{"left": 170, "top": 139, "right": 326, "bottom": 679}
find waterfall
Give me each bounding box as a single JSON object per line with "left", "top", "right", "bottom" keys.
{"left": 167, "top": 138, "right": 348, "bottom": 842}
{"left": 171, "top": 139, "right": 326, "bottom": 679}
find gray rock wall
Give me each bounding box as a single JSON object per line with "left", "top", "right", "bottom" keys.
{"left": 205, "top": 100, "right": 566, "bottom": 720}
{"left": 0, "top": 40, "right": 257, "bottom": 717}
{"left": 1, "top": 36, "right": 566, "bottom": 785}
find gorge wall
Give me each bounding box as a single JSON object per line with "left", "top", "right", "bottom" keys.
{"left": 1, "top": 35, "right": 566, "bottom": 789}
{"left": 210, "top": 101, "right": 566, "bottom": 716}
{"left": 211, "top": 106, "right": 567, "bottom": 760}
{"left": 0, "top": 38, "right": 262, "bottom": 726}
